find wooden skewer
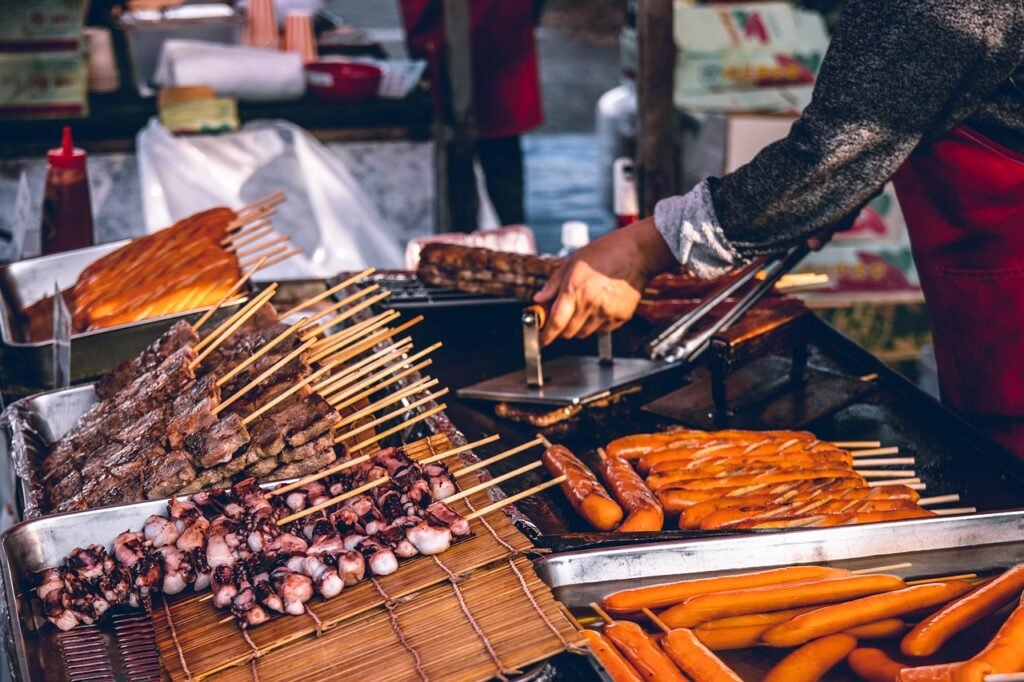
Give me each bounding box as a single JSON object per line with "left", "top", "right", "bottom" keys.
{"left": 641, "top": 608, "right": 671, "bottom": 634}
{"left": 906, "top": 573, "right": 978, "bottom": 586}
{"left": 856, "top": 469, "right": 917, "bottom": 478}
{"left": 306, "top": 325, "right": 379, "bottom": 369}
{"left": 193, "top": 283, "right": 275, "bottom": 353}
{"left": 851, "top": 563, "right": 913, "bottom": 575}
{"left": 325, "top": 341, "right": 440, "bottom": 402}
{"left": 212, "top": 337, "right": 318, "bottom": 415}
{"left": 336, "top": 378, "right": 438, "bottom": 427}
{"left": 317, "top": 318, "right": 426, "bottom": 370}
{"left": 228, "top": 207, "right": 278, "bottom": 237}
{"left": 297, "top": 289, "right": 390, "bottom": 340}
{"left": 190, "top": 285, "right": 278, "bottom": 368}
{"left": 300, "top": 295, "right": 404, "bottom": 342}
{"left": 235, "top": 233, "right": 291, "bottom": 259}
{"left": 443, "top": 460, "right": 544, "bottom": 505}
{"left": 454, "top": 437, "right": 545, "bottom": 477}
{"left": 869, "top": 478, "right": 924, "bottom": 489}
{"left": 464, "top": 475, "right": 567, "bottom": 521}
{"left": 418, "top": 434, "right": 502, "bottom": 465}
{"left": 590, "top": 602, "right": 613, "bottom": 625}
{"left": 268, "top": 453, "right": 376, "bottom": 497}
{"left": 333, "top": 389, "right": 449, "bottom": 443}
{"left": 223, "top": 222, "right": 273, "bottom": 250}
{"left": 345, "top": 404, "right": 446, "bottom": 454}
{"left": 309, "top": 310, "right": 399, "bottom": 354}
{"left": 932, "top": 507, "right": 977, "bottom": 516}
{"left": 558, "top": 603, "right": 584, "bottom": 631}
{"left": 832, "top": 441, "right": 882, "bottom": 449}
{"left": 308, "top": 316, "right": 403, "bottom": 365}
{"left": 276, "top": 476, "right": 390, "bottom": 526}
{"left": 191, "top": 256, "right": 267, "bottom": 332}
{"left": 281, "top": 268, "right": 376, "bottom": 318}
{"left": 331, "top": 364, "right": 434, "bottom": 415}
{"left": 246, "top": 245, "right": 302, "bottom": 270}
{"left": 850, "top": 447, "right": 900, "bottom": 457}
{"left": 853, "top": 457, "right": 916, "bottom": 466}
{"left": 215, "top": 314, "right": 318, "bottom": 388}
{"left": 918, "top": 494, "right": 961, "bottom": 507}
{"left": 315, "top": 339, "right": 413, "bottom": 395}
{"left": 240, "top": 242, "right": 289, "bottom": 267}
{"left": 242, "top": 357, "right": 348, "bottom": 426}
{"left": 238, "top": 191, "right": 285, "bottom": 216}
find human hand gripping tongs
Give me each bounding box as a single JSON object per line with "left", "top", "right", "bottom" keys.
{"left": 647, "top": 241, "right": 813, "bottom": 363}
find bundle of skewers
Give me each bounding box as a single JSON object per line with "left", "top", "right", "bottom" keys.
{"left": 38, "top": 263, "right": 448, "bottom": 513}
{"left": 35, "top": 435, "right": 566, "bottom": 632}
{"left": 23, "top": 191, "right": 301, "bottom": 340}
{"left": 573, "top": 562, "right": 1024, "bottom": 682}
{"left": 541, "top": 428, "right": 972, "bottom": 533}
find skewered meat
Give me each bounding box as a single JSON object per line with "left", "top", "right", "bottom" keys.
{"left": 113, "top": 531, "right": 145, "bottom": 568}
{"left": 406, "top": 521, "right": 452, "bottom": 556}
{"left": 270, "top": 568, "right": 314, "bottom": 615}
{"left": 212, "top": 564, "right": 239, "bottom": 608}
{"left": 285, "top": 555, "right": 344, "bottom": 599}
{"left": 144, "top": 515, "right": 181, "bottom": 548}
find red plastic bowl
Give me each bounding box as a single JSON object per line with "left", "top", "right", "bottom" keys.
{"left": 305, "top": 60, "right": 384, "bottom": 104}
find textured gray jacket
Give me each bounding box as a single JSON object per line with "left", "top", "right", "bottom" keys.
{"left": 655, "top": 0, "right": 1024, "bottom": 277}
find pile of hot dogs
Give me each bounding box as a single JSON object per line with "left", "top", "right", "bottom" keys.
{"left": 581, "top": 563, "right": 1024, "bottom": 681}
{"left": 541, "top": 428, "right": 939, "bottom": 533}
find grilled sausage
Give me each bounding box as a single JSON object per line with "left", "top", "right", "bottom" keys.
{"left": 660, "top": 628, "right": 743, "bottom": 682}
{"left": 848, "top": 647, "right": 905, "bottom": 682}
{"left": 597, "top": 454, "right": 664, "bottom": 532}
{"left": 541, "top": 444, "right": 623, "bottom": 531}
{"left": 603, "top": 621, "right": 688, "bottom": 681}
{"left": 580, "top": 629, "right": 643, "bottom": 682}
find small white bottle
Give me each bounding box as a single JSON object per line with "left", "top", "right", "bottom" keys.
{"left": 558, "top": 220, "right": 591, "bottom": 257}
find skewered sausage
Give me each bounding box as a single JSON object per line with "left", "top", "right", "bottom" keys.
{"left": 763, "top": 633, "right": 858, "bottom": 682}
{"left": 542, "top": 444, "right": 624, "bottom": 531}
{"left": 602, "top": 565, "right": 850, "bottom": 615}
{"left": 597, "top": 454, "right": 664, "bottom": 532}
{"left": 603, "top": 620, "right": 688, "bottom": 681}
{"left": 659, "top": 628, "right": 743, "bottom": 682}
{"left": 763, "top": 581, "right": 974, "bottom": 647}
{"left": 660, "top": 574, "right": 907, "bottom": 629}
{"left": 580, "top": 629, "right": 643, "bottom": 682}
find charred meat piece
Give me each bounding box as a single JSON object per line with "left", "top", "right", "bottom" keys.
{"left": 96, "top": 320, "right": 199, "bottom": 399}
{"left": 143, "top": 449, "right": 196, "bottom": 500}
{"left": 184, "top": 413, "right": 250, "bottom": 468}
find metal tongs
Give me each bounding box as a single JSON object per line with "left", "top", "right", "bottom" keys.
{"left": 648, "top": 242, "right": 811, "bottom": 363}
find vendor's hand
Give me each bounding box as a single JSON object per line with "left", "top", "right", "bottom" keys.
{"left": 534, "top": 217, "right": 677, "bottom": 346}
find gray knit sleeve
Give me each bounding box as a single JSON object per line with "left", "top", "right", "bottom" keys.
{"left": 653, "top": 180, "right": 741, "bottom": 278}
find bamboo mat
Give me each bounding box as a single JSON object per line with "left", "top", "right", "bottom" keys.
{"left": 151, "top": 434, "right": 582, "bottom": 681}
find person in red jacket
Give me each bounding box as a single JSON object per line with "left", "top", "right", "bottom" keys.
{"left": 398, "top": 0, "right": 544, "bottom": 227}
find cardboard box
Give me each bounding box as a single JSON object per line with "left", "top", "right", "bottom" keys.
{"left": 0, "top": 51, "right": 88, "bottom": 119}
{"left": 0, "top": 0, "right": 87, "bottom": 50}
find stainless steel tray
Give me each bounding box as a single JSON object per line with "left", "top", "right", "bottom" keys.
{"left": 0, "top": 242, "right": 247, "bottom": 393}
{"left": 537, "top": 511, "right": 1024, "bottom": 681}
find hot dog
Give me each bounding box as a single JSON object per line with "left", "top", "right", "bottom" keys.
{"left": 649, "top": 469, "right": 865, "bottom": 492}
{"left": 602, "top": 565, "right": 850, "bottom": 615}
{"left": 700, "top": 499, "right": 921, "bottom": 530}
{"left": 734, "top": 508, "right": 936, "bottom": 529}
{"left": 847, "top": 647, "right": 905, "bottom": 682}
{"left": 696, "top": 607, "right": 817, "bottom": 630}
{"left": 658, "top": 478, "right": 864, "bottom": 513}
{"left": 603, "top": 621, "right": 688, "bottom": 681}
{"left": 542, "top": 444, "right": 624, "bottom": 531}
{"left": 661, "top": 574, "right": 907, "bottom": 629}
{"left": 608, "top": 429, "right": 817, "bottom": 460}
{"left": 647, "top": 461, "right": 856, "bottom": 489}
{"left": 762, "top": 581, "right": 974, "bottom": 647}
{"left": 762, "top": 633, "right": 858, "bottom": 682}
{"left": 693, "top": 624, "right": 769, "bottom": 650}
{"left": 580, "top": 629, "right": 643, "bottom": 682}
{"left": 597, "top": 454, "right": 665, "bottom": 532}
{"left": 902, "top": 564, "right": 1024, "bottom": 657}
{"left": 647, "top": 450, "right": 853, "bottom": 475}
{"left": 960, "top": 601, "right": 1024, "bottom": 677}
{"left": 846, "top": 618, "right": 908, "bottom": 639}
{"left": 659, "top": 628, "right": 744, "bottom": 682}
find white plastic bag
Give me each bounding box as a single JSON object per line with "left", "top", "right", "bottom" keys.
{"left": 137, "top": 119, "right": 405, "bottom": 279}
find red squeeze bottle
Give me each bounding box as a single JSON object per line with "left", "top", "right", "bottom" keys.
{"left": 41, "top": 126, "right": 95, "bottom": 255}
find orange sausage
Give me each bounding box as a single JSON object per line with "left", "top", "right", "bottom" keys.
{"left": 697, "top": 607, "right": 816, "bottom": 630}
{"left": 601, "top": 566, "right": 850, "bottom": 615}
{"left": 902, "top": 564, "right": 1024, "bottom": 657}
{"left": 762, "top": 633, "right": 858, "bottom": 682}
{"left": 650, "top": 469, "right": 865, "bottom": 492}
{"left": 542, "top": 444, "right": 624, "bottom": 531}
{"left": 597, "top": 455, "right": 665, "bottom": 532}
{"left": 846, "top": 619, "right": 908, "bottom": 639}
{"left": 763, "top": 581, "right": 975, "bottom": 648}
{"left": 580, "top": 629, "right": 643, "bottom": 682}
{"left": 963, "top": 602, "right": 1024, "bottom": 675}
{"left": 701, "top": 499, "right": 922, "bottom": 530}
{"left": 661, "top": 574, "right": 907, "bottom": 629}
{"left": 735, "top": 508, "right": 936, "bottom": 529}
{"left": 847, "top": 647, "right": 904, "bottom": 682}
{"left": 648, "top": 450, "right": 854, "bottom": 475}
{"left": 603, "top": 621, "right": 688, "bottom": 682}
{"left": 657, "top": 478, "right": 864, "bottom": 513}
{"left": 693, "top": 624, "right": 768, "bottom": 651}
{"left": 660, "top": 628, "right": 743, "bottom": 682}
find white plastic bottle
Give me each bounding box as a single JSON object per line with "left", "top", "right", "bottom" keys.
{"left": 558, "top": 220, "right": 591, "bottom": 257}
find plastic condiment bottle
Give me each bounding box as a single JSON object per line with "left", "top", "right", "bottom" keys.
{"left": 558, "top": 220, "right": 591, "bottom": 257}
{"left": 41, "top": 126, "right": 95, "bottom": 255}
